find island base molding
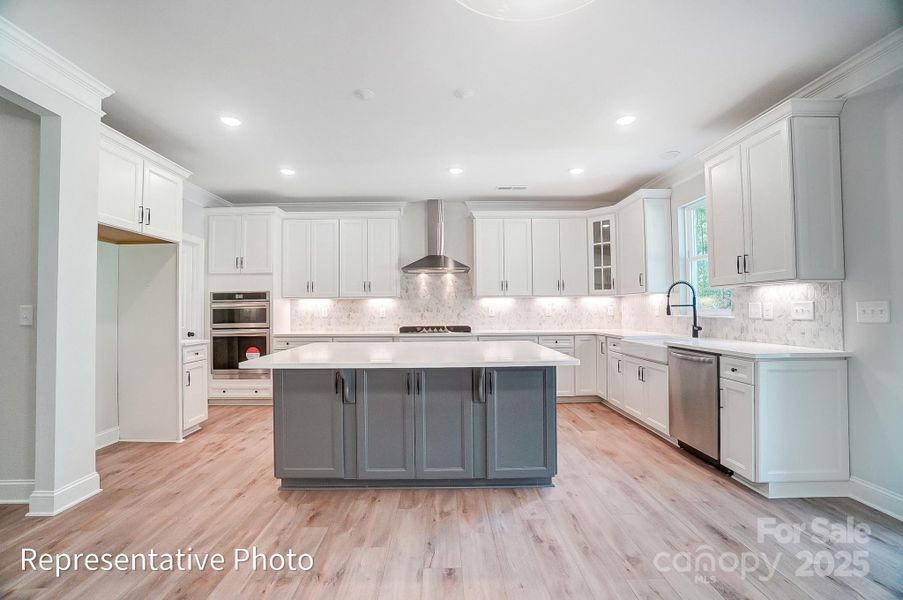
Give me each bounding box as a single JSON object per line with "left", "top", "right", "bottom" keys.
{"left": 281, "top": 477, "right": 553, "bottom": 490}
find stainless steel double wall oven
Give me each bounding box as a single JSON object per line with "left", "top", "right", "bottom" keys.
{"left": 210, "top": 291, "right": 270, "bottom": 378}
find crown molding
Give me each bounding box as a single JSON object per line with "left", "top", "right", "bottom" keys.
{"left": 792, "top": 26, "right": 903, "bottom": 100}
{"left": 272, "top": 200, "right": 408, "bottom": 214}
{"left": 183, "top": 182, "right": 231, "bottom": 208}
{"left": 100, "top": 123, "right": 192, "bottom": 178}
{"left": 0, "top": 16, "right": 113, "bottom": 115}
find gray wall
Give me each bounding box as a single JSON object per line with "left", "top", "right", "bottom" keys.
{"left": 0, "top": 97, "right": 39, "bottom": 483}
{"left": 95, "top": 242, "right": 120, "bottom": 439}
{"left": 840, "top": 78, "right": 903, "bottom": 498}
{"left": 182, "top": 198, "right": 206, "bottom": 241}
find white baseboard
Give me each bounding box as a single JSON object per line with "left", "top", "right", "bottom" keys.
{"left": 849, "top": 477, "right": 903, "bottom": 522}
{"left": 208, "top": 398, "right": 272, "bottom": 406}
{"left": 0, "top": 479, "right": 35, "bottom": 504}
{"left": 27, "top": 472, "right": 101, "bottom": 517}
{"left": 95, "top": 426, "right": 120, "bottom": 450}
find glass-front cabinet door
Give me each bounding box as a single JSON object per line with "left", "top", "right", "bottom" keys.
{"left": 589, "top": 216, "right": 617, "bottom": 295}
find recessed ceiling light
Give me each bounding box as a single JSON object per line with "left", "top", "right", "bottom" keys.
{"left": 569, "top": 167, "right": 585, "bottom": 175}
{"left": 616, "top": 115, "right": 637, "bottom": 126}
{"left": 449, "top": 167, "right": 464, "bottom": 175}
{"left": 220, "top": 115, "right": 242, "bottom": 127}
{"left": 660, "top": 150, "right": 681, "bottom": 160}
{"left": 353, "top": 88, "right": 376, "bottom": 101}
{"left": 454, "top": 88, "right": 475, "bottom": 100}
{"left": 279, "top": 168, "right": 296, "bottom": 176}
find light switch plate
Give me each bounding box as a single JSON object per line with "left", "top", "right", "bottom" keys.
{"left": 19, "top": 305, "right": 34, "bottom": 326}
{"left": 791, "top": 301, "right": 815, "bottom": 321}
{"left": 544, "top": 303, "right": 553, "bottom": 317}
{"left": 748, "top": 302, "right": 762, "bottom": 319}
{"left": 856, "top": 300, "right": 890, "bottom": 323}
{"left": 762, "top": 302, "right": 774, "bottom": 320}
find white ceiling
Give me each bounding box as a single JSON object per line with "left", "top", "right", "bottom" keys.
{"left": 1, "top": 0, "right": 901, "bottom": 204}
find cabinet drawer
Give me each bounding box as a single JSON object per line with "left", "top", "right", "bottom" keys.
{"left": 607, "top": 338, "right": 623, "bottom": 354}
{"left": 538, "top": 335, "right": 574, "bottom": 348}
{"left": 273, "top": 337, "right": 332, "bottom": 350}
{"left": 182, "top": 344, "right": 208, "bottom": 363}
{"left": 720, "top": 357, "right": 755, "bottom": 385}
{"left": 209, "top": 384, "right": 272, "bottom": 399}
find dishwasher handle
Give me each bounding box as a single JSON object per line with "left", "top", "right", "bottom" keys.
{"left": 669, "top": 350, "right": 717, "bottom": 363}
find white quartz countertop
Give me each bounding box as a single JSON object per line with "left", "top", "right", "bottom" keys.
{"left": 240, "top": 341, "right": 580, "bottom": 369}
{"left": 269, "top": 329, "right": 849, "bottom": 359}
{"left": 660, "top": 338, "right": 851, "bottom": 359}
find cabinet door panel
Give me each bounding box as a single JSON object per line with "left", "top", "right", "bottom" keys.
{"left": 642, "top": 362, "right": 669, "bottom": 435}
{"left": 274, "top": 370, "right": 345, "bottom": 479}
{"left": 367, "top": 219, "right": 398, "bottom": 297}
{"left": 415, "top": 369, "right": 474, "bottom": 479}
{"left": 282, "top": 220, "right": 312, "bottom": 297}
{"left": 618, "top": 201, "right": 646, "bottom": 294}
{"left": 595, "top": 337, "right": 608, "bottom": 398}
{"left": 719, "top": 378, "right": 755, "bottom": 480}
{"left": 623, "top": 359, "right": 645, "bottom": 418}
{"left": 705, "top": 145, "right": 747, "bottom": 286}
{"left": 98, "top": 140, "right": 143, "bottom": 232}
{"left": 339, "top": 219, "right": 368, "bottom": 297}
{"left": 474, "top": 219, "right": 504, "bottom": 296}
{"left": 502, "top": 218, "right": 533, "bottom": 296}
{"left": 556, "top": 363, "right": 575, "bottom": 398}
{"left": 486, "top": 367, "right": 555, "bottom": 479}
{"left": 141, "top": 163, "right": 182, "bottom": 242}
{"left": 182, "top": 361, "right": 208, "bottom": 430}
{"left": 742, "top": 120, "right": 796, "bottom": 283}
{"left": 589, "top": 217, "right": 617, "bottom": 295}
{"left": 607, "top": 354, "right": 624, "bottom": 408}
{"left": 241, "top": 214, "right": 273, "bottom": 273}
{"left": 357, "top": 370, "right": 415, "bottom": 479}
{"left": 208, "top": 215, "right": 241, "bottom": 274}
{"left": 311, "top": 219, "right": 340, "bottom": 297}
{"left": 575, "top": 336, "right": 596, "bottom": 395}
{"left": 531, "top": 218, "right": 561, "bottom": 296}
{"left": 559, "top": 218, "right": 589, "bottom": 296}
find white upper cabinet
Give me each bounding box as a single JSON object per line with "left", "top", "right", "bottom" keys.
{"left": 207, "top": 212, "right": 274, "bottom": 274}
{"left": 699, "top": 98, "right": 845, "bottom": 286}
{"left": 339, "top": 218, "right": 399, "bottom": 298}
{"left": 588, "top": 215, "right": 617, "bottom": 295}
{"left": 615, "top": 190, "right": 672, "bottom": 294}
{"left": 98, "top": 125, "right": 190, "bottom": 243}
{"left": 531, "top": 218, "right": 588, "bottom": 296}
{"left": 706, "top": 146, "right": 747, "bottom": 286}
{"left": 473, "top": 218, "right": 532, "bottom": 296}
{"left": 283, "top": 219, "right": 339, "bottom": 298}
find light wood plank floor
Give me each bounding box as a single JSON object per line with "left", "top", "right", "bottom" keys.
{"left": 1, "top": 404, "right": 901, "bottom": 599}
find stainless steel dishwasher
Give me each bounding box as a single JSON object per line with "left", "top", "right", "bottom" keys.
{"left": 668, "top": 348, "right": 723, "bottom": 467}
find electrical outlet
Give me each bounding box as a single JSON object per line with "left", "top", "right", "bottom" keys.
{"left": 856, "top": 300, "right": 890, "bottom": 323}
{"left": 318, "top": 305, "right": 328, "bottom": 318}
{"left": 488, "top": 305, "right": 496, "bottom": 318}
{"left": 748, "top": 302, "right": 762, "bottom": 319}
{"left": 18, "top": 305, "right": 34, "bottom": 326}
{"left": 544, "top": 303, "right": 553, "bottom": 317}
{"left": 378, "top": 305, "right": 387, "bottom": 318}
{"left": 607, "top": 305, "right": 615, "bottom": 317}
{"left": 791, "top": 301, "right": 815, "bottom": 321}
{"left": 762, "top": 302, "right": 774, "bottom": 320}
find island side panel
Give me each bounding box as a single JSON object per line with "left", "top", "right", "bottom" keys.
{"left": 274, "top": 369, "right": 346, "bottom": 479}
{"left": 486, "top": 366, "right": 557, "bottom": 479}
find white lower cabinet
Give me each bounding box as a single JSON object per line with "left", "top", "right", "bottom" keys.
{"left": 595, "top": 336, "right": 608, "bottom": 399}
{"left": 607, "top": 352, "right": 625, "bottom": 408}
{"left": 622, "top": 357, "right": 669, "bottom": 435}
{"left": 539, "top": 336, "right": 575, "bottom": 398}
{"left": 575, "top": 335, "right": 597, "bottom": 395}
{"left": 719, "top": 377, "right": 756, "bottom": 480}
{"left": 182, "top": 345, "right": 209, "bottom": 434}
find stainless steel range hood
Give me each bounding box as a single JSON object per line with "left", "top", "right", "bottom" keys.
{"left": 402, "top": 199, "right": 471, "bottom": 274}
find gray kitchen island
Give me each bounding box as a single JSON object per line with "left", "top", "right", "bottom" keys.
{"left": 240, "top": 340, "right": 578, "bottom": 489}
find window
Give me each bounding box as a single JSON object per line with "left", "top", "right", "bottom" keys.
{"left": 681, "top": 198, "right": 732, "bottom": 316}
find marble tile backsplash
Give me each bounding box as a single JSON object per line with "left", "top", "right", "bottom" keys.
{"left": 620, "top": 282, "right": 844, "bottom": 350}
{"left": 290, "top": 274, "right": 620, "bottom": 332}
{"left": 289, "top": 275, "right": 843, "bottom": 350}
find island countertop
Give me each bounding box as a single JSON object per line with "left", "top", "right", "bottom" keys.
{"left": 240, "top": 340, "right": 580, "bottom": 369}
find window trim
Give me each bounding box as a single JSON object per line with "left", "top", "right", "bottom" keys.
{"left": 679, "top": 197, "right": 732, "bottom": 317}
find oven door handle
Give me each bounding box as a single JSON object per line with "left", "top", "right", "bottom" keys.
{"left": 211, "top": 301, "right": 270, "bottom": 309}
{"left": 212, "top": 329, "right": 271, "bottom": 337}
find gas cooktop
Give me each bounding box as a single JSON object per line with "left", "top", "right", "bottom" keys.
{"left": 398, "top": 325, "right": 472, "bottom": 334}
